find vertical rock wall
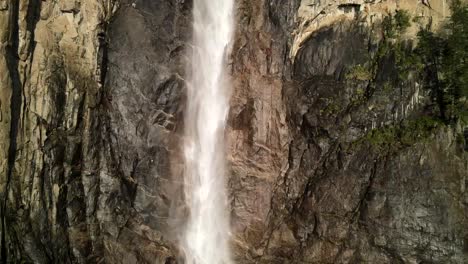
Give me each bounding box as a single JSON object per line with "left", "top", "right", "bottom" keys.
{"left": 0, "top": 0, "right": 190, "bottom": 262}
{"left": 1, "top": 0, "right": 116, "bottom": 262}
{"left": 228, "top": 0, "right": 467, "bottom": 263}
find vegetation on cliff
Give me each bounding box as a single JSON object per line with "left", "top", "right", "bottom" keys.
{"left": 347, "top": 2, "right": 467, "bottom": 152}
{"left": 416, "top": 0, "right": 468, "bottom": 123}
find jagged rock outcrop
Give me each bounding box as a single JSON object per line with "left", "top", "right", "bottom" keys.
{"left": 0, "top": 0, "right": 466, "bottom": 263}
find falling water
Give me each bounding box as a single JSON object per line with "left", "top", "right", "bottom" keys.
{"left": 182, "top": 0, "right": 234, "bottom": 263}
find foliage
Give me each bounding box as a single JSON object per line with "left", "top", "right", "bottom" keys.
{"left": 357, "top": 116, "right": 442, "bottom": 153}
{"left": 444, "top": 0, "right": 468, "bottom": 122}
{"left": 347, "top": 10, "right": 413, "bottom": 85}
{"left": 348, "top": 5, "right": 467, "bottom": 153}
{"left": 379, "top": 10, "right": 424, "bottom": 81}
{"left": 394, "top": 10, "right": 412, "bottom": 33}
{"left": 415, "top": 0, "right": 468, "bottom": 122}
{"left": 346, "top": 64, "right": 372, "bottom": 81}
{"left": 382, "top": 10, "right": 411, "bottom": 39}
{"left": 395, "top": 41, "right": 424, "bottom": 79}
{"left": 319, "top": 98, "right": 341, "bottom": 116}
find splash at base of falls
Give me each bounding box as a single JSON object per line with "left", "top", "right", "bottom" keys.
{"left": 182, "top": 0, "right": 234, "bottom": 263}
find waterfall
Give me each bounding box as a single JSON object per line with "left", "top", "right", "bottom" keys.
{"left": 182, "top": 0, "right": 234, "bottom": 263}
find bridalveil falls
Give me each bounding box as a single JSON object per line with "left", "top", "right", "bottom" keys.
{"left": 182, "top": 0, "right": 234, "bottom": 263}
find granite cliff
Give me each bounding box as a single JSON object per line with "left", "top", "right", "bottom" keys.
{"left": 0, "top": 0, "right": 467, "bottom": 263}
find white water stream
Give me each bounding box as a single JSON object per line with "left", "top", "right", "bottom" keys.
{"left": 182, "top": 0, "right": 234, "bottom": 263}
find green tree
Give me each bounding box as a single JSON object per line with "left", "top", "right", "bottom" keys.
{"left": 443, "top": 0, "right": 468, "bottom": 121}
{"left": 416, "top": 29, "right": 447, "bottom": 119}
{"left": 382, "top": 10, "right": 411, "bottom": 39}
{"left": 416, "top": 0, "right": 468, "bottom": 122}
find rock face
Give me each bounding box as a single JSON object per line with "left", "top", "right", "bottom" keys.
{"left": 0, "top": 0, "right": 467, "bottom": 263}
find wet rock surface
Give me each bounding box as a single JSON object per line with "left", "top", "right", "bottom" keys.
{"left": 0, "top": 0, "right": 466, "bottom": 263}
